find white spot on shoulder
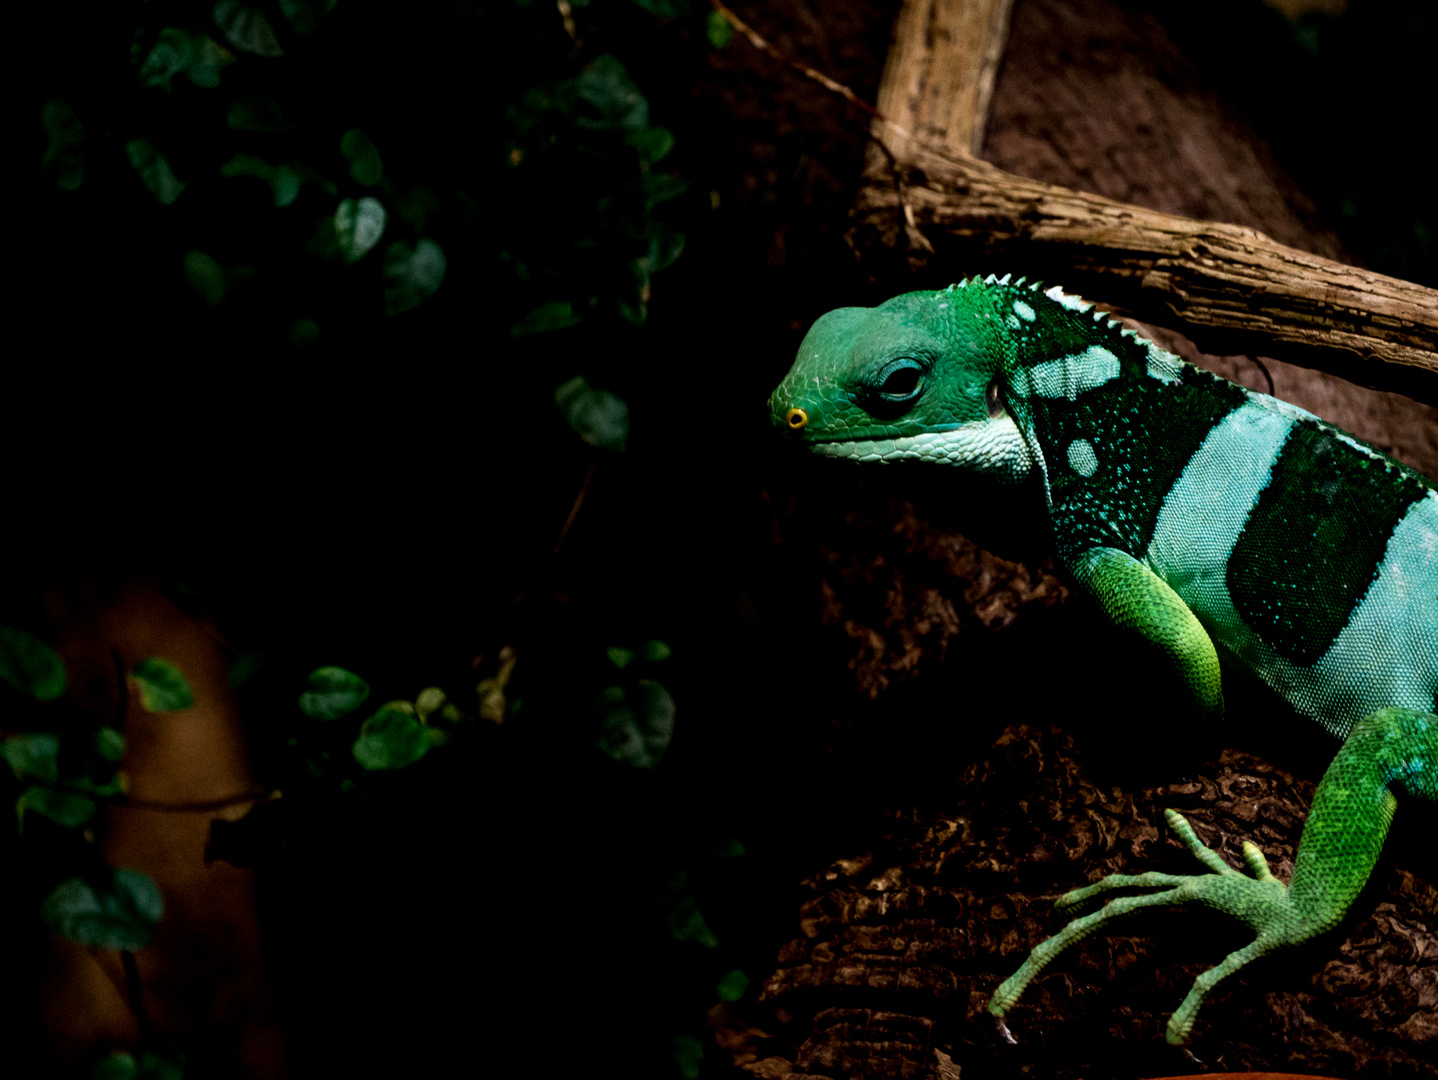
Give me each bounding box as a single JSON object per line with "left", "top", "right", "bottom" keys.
{"left": 1012, "top": 345, "right": 1120, "bottom": 401}
{"left": 1067, "top": 439, "right": 1099, "bottom": 477}
{"left": 1012, "top": 299, "right": 1036, "bottom": 322}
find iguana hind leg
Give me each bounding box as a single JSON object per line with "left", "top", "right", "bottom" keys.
{"left": 989, "top": 706, "right": 1438, "bottom": 1046}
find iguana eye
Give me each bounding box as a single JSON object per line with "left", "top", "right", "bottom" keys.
{"left": 876, "top": 359, "right": 923, "bottom": 402}
{"left": 986, "top": 378, "right": 1007, "bottom": 419}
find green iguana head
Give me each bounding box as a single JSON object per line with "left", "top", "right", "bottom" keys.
{"left": 768, "top": 280, "right": 1035, "bottom": 481}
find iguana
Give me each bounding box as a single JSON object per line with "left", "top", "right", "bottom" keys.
{"left": 767, "top": 274, "right": 1438, "bottom": 1047}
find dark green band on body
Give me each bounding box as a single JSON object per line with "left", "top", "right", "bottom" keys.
{"left": 1228, "top": 421, "right": 1428, "bottom": 666}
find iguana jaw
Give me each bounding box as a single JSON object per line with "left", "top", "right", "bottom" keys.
{"left": 801, "top": 418, "right": 1035, "bottom": 481}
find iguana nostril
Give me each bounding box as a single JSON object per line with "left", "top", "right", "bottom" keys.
{"left": 786, "top": 407, "right": 809, "bottom": 430}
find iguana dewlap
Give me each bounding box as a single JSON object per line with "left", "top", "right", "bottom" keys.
{"left": 768, "top": 275, "right": 1438, "bottom": 1046}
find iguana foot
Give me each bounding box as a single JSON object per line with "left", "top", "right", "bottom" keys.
{"left": 988, "top": 808, "right": 1307, "bottom": 1045}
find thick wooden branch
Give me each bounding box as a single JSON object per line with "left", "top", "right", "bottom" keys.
{"left": 853, "top": 145, "right": 1438, "bottom": 394}
{"left": 872, "top": 0, "right": 1015, "bottom": 158}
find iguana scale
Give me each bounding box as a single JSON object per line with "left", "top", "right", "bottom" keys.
{"left": 768, "top": 274, "right": 1438, "bottom": 1047}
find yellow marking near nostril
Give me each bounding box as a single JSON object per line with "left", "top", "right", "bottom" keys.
{"left": 786, "top": 407, "right": 809, "bottom": 430}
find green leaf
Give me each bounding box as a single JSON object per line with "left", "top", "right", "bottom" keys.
{"left": 272, "top": 165, "right": 303, "bottom": 207}
{"left": 572, "top": 55, "right": 649, "bottom": 132}
{"left": 596, "top": 680, "right": 674, "bottom": 768}
{"left": 126, "top": 139, "right": 185, "bottom": 205}
{"left": 352, "top": 702, "right": 430, "bottom": 771}
{"left": 3, "top": 733, "right": 60, "bottom": 780}
{"left": 213, "top": 1, "right": 285, "bottom": 56}
{"left": 382, "top": 239, "right": 446, "bottom": 315}
{"left": 625, "top": 125, "right": 673, "bottom": 164}
{"left": 134, "top": 1052, "right": 185, "bottom": 1080}
{"left": 631, "top": 0, "right": 693, "bottom": 18}
{"left": 91, "top": 1051, "right": 137, "bottom": 1080}
{"left": 340, "top": 128, "right": 383, "bottom": 186}
{"left": 715, "top": 968, "right": 750, "bottom": 1002}
{"left": 41, "top": 869, "right": 164, "bottom": 951}
{"left": 555, "top": 377, "right": 629, "bottom": 452}
{"left": 0, "top": 626, "right": 66, "bottom": 701}
{"left": 139, "top": 28, "right": 194, "bottom": 90}
{"left": 414, "top": 687, "right": 446, "bottom": 722}
{"left": 334, "top": 197, "right": 386, "bottom": 262}
{"left": 638, "top": 640, "right": 671, "bottom": 662}
{"left": 95, "top": 727, "right": 126, "bottom": 763}
{"left": 141, "top": 29, "right": 232, "bottom": 89}
{"left": 41, "top": 99, "right": 85, "bottom": 190}
{"left": 643, "top": 171, "right": 687, "bottom": 207}
{"left": 706, "top": 9, "right": 732, "bottom": 48}
{"left": 605, "top": 646, "right": 634, "bottom": 669}
{"left": 184, "top": 250, "right": 227, "bottom": 306}
{"left": 227, "top": 94, "right": 289, "bottom": 131}
{"left": 19, "top": 786, "right": 96, "bottom": 829}
{"left": 278, "top": 0, "right": 335, "bottom": 36}
{"left": 511, "top": 300, "right": 582, "bottom": 337}
{"left": 663, "top": 871, "right": 717, "bottom": 947}
{"left": 185, "top": 36, "right": 235, "bottom": 88}
{"left": 131, "top": 658, "right": 194, "bottom": 713}
{"left": 221, "top": 154, "right": 305, "bottom": 207}
{"left": 299, "top": 666, "right": 370, "bottom": 720}
{"left": 673, "top": 1033, "right": 703, "bottom": 1080}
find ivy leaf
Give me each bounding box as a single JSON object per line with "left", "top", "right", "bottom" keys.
{"left": 131, "top": 658, "right": 194, "bottom": 713}
{"left": 298, "top": 666, "right": 370, "bottom": 720}
{"left": 139, "top": 28, "right": 195, "bottom": 90}
{"left": 226, "top": 94, "right": 289, "bottom": 131}
{"left": 41, "top": 99, "right": 85, "bottom": 190}
{"left": 0, "top": 626, "right": 66, "bottom": 701}
{"left": 340, "top": 128, "right": 383, "bottom": 186}
{"left": 571, "top": 55, "right": 649, "bottom": 132}
{"left": 41, "top": 869, "right": 164, "bottom": 951}
{"left": 511, "top": 300, "right": 582, "bottom": 337}
{"left": 625, "top": 125, "right": 673, "bottom": 164}
{"left": 19, "top": 786, "right": 96, "bottom": 830}
{"left": 95, "top": 727, "right": 126, "bottom": 763}
{"left": 715, "top": 968, "right": 750, "bottom": 1002}
{"left": 2, "top": 734, "right": 60, "bottom": 780}
{"left": 555, "top": 376, "right": 629, "bottom": 452}
{"left": 596, "top": 680, "right": 674, "bottom": 768}
{"left": 638, "top": 640, "right": 671, "bottom": 662}
{"left": 91, "top": 1051, "right": 138, "bottom": 1080}
{"left": 213, "top": 1, "right": 285, "bottom": 57}
{"left": 278, "top": 0, "right": 336, "bottom": 36}
{"left": 706, "top": 9, "right": 732, "bottom": 48}
{"left": 663, "top": 871, "right": 718, "bottom": 946}
{"left": 126, "top": 140, "right": 185, "bottom": 205}
{"left": 383, "top": 239, "right": 446, "bottom": 315}
{"left": 184, "top": 250, "right": 227, "bottom": 306}
{"left": 631, "top": 0, "right": 693, "bottom": 17}
{"left": 352, "top": 702, "right": 430, "bottom": 771}
{"left": 334, "top": 197, "right": 386, "bottom": 262}
{"left": 673, "top": 1034, "right": 703, "bottom": 1080}
{"left": 414, "top": 687, "right": 446, "bottom": 722}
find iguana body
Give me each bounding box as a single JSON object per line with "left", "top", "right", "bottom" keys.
{"left": 768, "top": 275, "right": 1438, "bottom": 1046}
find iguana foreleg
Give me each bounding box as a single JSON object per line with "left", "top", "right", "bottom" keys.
{"left": 990, "top": 705, "right": 1438, "bottom": 1045}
